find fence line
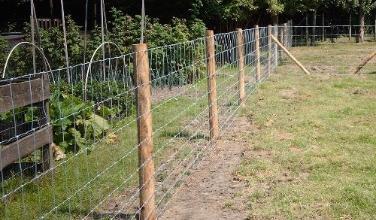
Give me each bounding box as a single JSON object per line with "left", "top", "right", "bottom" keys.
{"left": 0, "top": 24, "right": 297, "bottom": 219}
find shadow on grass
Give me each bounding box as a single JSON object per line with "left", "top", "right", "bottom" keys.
{"left": 161, "top": 130, "right": 208, "bottom": 141}
{"left": 91, "top": 211, "right": 138, "bottom": 220}
{"left": 1, "top": 162, "right": 43, "bottom": 181}
{"left": 57, "top": 206, "right": 138, "bottom": 219}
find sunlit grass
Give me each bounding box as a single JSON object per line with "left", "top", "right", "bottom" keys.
{"left": 238, "top": 42, "right": 376, "bottom": 219}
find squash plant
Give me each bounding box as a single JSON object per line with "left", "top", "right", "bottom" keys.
{"left": 49, "top": 87, "right": 111, "bottom": 153}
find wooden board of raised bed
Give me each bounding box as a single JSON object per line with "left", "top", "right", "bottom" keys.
{"left": 0, "top": 75, "right": 50, "bottom": 114}
{"left": 0, "top": 125, "right": 53, "bottom": 170}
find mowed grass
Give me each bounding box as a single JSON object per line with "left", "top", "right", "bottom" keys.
{"left": 237, "top": 42, "right": 376, "bottom": 219}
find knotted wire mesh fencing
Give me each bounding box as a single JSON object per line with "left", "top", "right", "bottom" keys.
{"left": 0, "top": 25, "right": 283, "bottom": 219}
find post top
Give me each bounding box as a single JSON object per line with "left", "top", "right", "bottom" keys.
{"left": 132, "top": 43, "right": 148, "bottom": 52}
{"left": 254, "top": 24, "right": 259, "bottom": 28}
{"left": 236, "top": 28, "right": 243, "bottom": 32}
{"left": 206, "top": 30, "right": 214, "bottom": 36}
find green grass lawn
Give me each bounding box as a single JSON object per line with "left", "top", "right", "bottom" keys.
{"left": 237, "top": 42, "right": 376, "bottom": 219}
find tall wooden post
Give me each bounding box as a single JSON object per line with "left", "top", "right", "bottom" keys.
{"left": 279, "top": 25, "right": 284, "bottom": 60}
{"left": 322, "top": 13, "right": 325, "bottom": 41}
{"left": 236, "top": 28, "right": 245, "bottom": 106}
{"left": 283, "top": 23, "right": 288, "bottom": 47}
{"left": 349, "top": 14, "right": 352, "bottom": 41}
{"left": 313, "top": 10, "right": 317, "bottom": 45}
{"left": 255, "top": 25, "right": 261, "bottom": 81}
{"left": 133, "top": 43, "right": 157, "bottom": 220}
{"left": 306, "top": 15, "right": 309, "bottom": 46}
{"left": 374, "top": 18, "right": 376, "bottom": 40}
{"left": 274, "top": 25, "right": 279, "bottom": 66}
{"left": 206, "top": 30, "right": 219, "bottom": 140}
{"left": 268, "top": 25, "right": 272, "bottom": 76}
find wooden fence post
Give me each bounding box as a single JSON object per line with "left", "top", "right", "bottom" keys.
{"left": 133, "top": 43, "right": 157, "bottom": 220}
{"left": 274, "top": 25, "right": 279, "bottom": 66}
{"left": 279, "top": 25, "right": 284, "bottom": 60}
{"left": 268, "top": 25, "right": 272, "bottom": 76}
{"left": 206, "top": 30, "right": 219, "bottom": 140}
{"left": 306, "top": 15, "right": 309, "bottom": 46}
{"left": 374, "top": 18, "right": 376, "bottom": 40}
{"left": 236, "top": 28, "right": 245, "bottom": 106}
{"left": 322, "top": 13, "right": 325, "bottom": 41}
{"left": 313, "top": 10, "right": 317, "bottom": 45}
{"left": 349, "top": 14, "right": 352, "bottom": 41}
{"left": 283, "top": 23, "right": 288, "bottom": 47}
{"left": 255, "top": 25, "right": 261, "bottom": 81}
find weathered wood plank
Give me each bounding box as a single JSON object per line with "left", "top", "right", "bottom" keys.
{"left": 0, "top": 125, "right": 52, "bottom": 170}
{"left": 0, "top": 75, "right": 50, "bottom": 113}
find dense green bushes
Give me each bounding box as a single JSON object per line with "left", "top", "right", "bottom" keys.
{"left": 0, "top": 8, "right": 206, "bottom": 75}
{"left": 0, "top": 8, "right": 207, "bottom": 154}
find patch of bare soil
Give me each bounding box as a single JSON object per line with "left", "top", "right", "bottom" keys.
{"left": 152, "top": 84, "right": 202, "bottom": 103}
{"left": 279, "top": 87, "right": 298, "bottom": 100}
{"left": 160, "top": 117, "right": 251, "bottom": 220}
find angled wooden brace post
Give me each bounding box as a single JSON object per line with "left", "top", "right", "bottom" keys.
{"left": 353, "top": 51, "right": 376, "bottom": 74}
{"left": 271, "top": 35, "right": 311, "bottom": 75}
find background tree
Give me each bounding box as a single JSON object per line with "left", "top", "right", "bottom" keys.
{"left": 256, "top": 0, "right": 284, "bottom": 24}
{"left": 337, "top": 0, "right": 376, "bottom": 42}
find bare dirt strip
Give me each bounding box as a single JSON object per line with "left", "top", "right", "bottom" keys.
{"left": 160, "top": 117, "right": 251, "bottom": 220}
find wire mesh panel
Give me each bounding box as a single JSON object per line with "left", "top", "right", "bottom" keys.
{"left": 0, "top": 25, "right": 284, "bottom": 219}
{"left": 290, "top": 25, "right": 376, "bottom": 46}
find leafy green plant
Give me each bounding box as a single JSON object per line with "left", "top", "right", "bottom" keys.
{"left": 49, "top": 87, "right": 112, "bottom": 153}
{"left": 0, "top": 36, "right": 8, "bottom": 73}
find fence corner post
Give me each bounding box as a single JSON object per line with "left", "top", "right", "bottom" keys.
{"left": 236, "top": 28, "right": 245, "bottom": 106}
{"left": 283, "top": 23, "right": 288, "bottom": 47}
{"left": 279, "top": 24, "right": 284, "bottom": 61}
{"left": 255, "top": 25, "right": 261, "bottom": 82}
{"left": 206, "top": 30, "right": 219, "bottom": 140}
{"left": 274, "top": 25, "right": 279, "bottom": 67}
{"left": 268, "top": 25, "right": 272, "bottom": 76}
{"left": 133, "top": 43, "right": 157, "bottom": 220}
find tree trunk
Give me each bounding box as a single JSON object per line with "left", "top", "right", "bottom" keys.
{"left": 313, "top": 10, "right": 317, "bottom": 45}
{"left": 272, "top": 14, "right": 278, "bottom": 25}
{"left": 359, "top": 13, "right": 365, "bottom": 43}
{"left": 49, "top": 0, "right": 54, "bottom": 19}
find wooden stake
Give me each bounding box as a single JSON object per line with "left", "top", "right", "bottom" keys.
{"left": 236, "top": 28, "right": 245, "bottom": 106}
{"left": 271, "top": 35, "right": 311, "bottom": 75}
{"left": 279, "top": 25, "right": 284, "bottom": 60}
{"left": 133, "top": 43, "right": 157, "bottom": 220}
{"left": 274, "top": 25, "right": 279, "bottom": 66}
{"left": 313, "top": 10, "right": 317, "bottom": 45}
{"left": 268, "top": 25, "right": 272, "bottom": 76}
{"left": 322, "top": 13, "right": 325, "bottom": 41}
{"left": 349, "top": 14, "right": 352, "bottom": 41}
{"left": 374, "top": 18, "right": 376, "bottom": 40}
{"left": 306, "top": 15, "right": 309, "bottom": 46}
{"left": 353, "top": 51, "right": 376, "bottom": 74}
{"left": 255, "top": 25, "right": 261, "bottom": 81}
{"left": 283, "top": 23, "right": 288, "bottom": 47}
{"left": 206, "top": 30, "right": 219, "bottom": 140}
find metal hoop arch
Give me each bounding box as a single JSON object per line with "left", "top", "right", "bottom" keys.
{"left": 2, "top": 42, "right": 52, "bottom": 78}
{"left": 84, "top": 41, "right": 125, "bottom": 100}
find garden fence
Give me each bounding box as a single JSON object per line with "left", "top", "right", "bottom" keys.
{"left": 2, "top": 22, "right": 371, "bottom": 219}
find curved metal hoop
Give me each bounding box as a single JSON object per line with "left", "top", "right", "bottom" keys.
{"left": 2, "top": 42, "right": 52, "bottom": 78}
{"left": 84, "top": 41, "right": 125, "bottom": 100}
